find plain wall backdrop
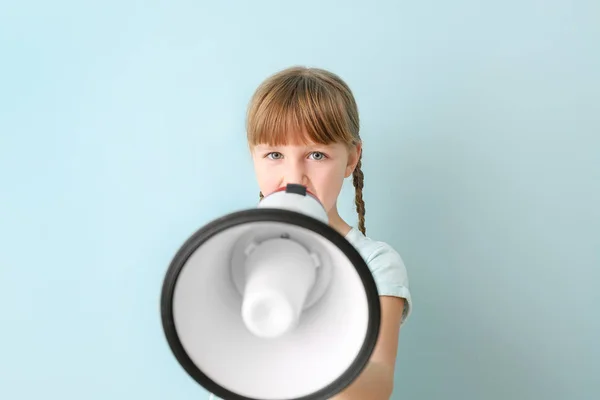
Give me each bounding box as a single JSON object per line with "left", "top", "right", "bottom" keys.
{"left": 1, "top": 1, "right": 598, "bottom": 399}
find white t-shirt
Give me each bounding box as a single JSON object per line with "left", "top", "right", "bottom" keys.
{"left": 344, "top": 227, "right": 412, "bottom": 323}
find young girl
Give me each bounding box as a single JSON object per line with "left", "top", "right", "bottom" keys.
{"left": 213, "top": 66, "right": 412, "bottom": 400}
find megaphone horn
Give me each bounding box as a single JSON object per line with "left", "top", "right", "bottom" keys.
{"left": 161, "top": 184, "right": 380, "bottom": 400}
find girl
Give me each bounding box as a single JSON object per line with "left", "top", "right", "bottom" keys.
{"left": 214, "top": 66, "right": 412, "bottom": 400}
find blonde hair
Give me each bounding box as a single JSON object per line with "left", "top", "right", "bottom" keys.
{"left": 246, "top": 66, "right": 367, "bottom": 235}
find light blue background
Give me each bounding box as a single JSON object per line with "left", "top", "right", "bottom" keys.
{"left": 1, "top": 1, "right": 598, "bottom": 399}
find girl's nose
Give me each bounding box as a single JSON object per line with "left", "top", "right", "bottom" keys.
{"left": 283, "top": 166, "right": 309, "bottom": 187}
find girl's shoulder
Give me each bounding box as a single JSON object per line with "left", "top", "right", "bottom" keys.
{"left": 345, "top": 227, "right": 412, "bottom": 323}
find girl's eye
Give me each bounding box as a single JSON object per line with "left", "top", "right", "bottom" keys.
{"left": 308, "top": 152, "right": 327, "bottom": 161}
{"left": 266, "top": 152, "right": 283, "bottom": 160}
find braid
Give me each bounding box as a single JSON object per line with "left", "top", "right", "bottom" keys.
{"left": 352, "top": 155, "right": 366, "bottom": 235}
{"left": 259, "top": 191, "right": 264, "bottom": 200}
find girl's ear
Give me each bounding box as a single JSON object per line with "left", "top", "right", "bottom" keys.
{"left": 345, "top": 142, "right": 362, "bottom": 178}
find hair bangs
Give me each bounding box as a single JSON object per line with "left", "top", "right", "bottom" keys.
{"left": 247, "top": 70, "right": 356, "bottom": 147}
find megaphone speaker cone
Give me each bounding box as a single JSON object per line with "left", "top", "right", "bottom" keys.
{"left": 242, "top": 237, "right": 318, "bottom": 338}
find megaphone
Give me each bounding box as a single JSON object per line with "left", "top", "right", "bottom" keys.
{"left": 160, "top": 184, "right": 381, "bottom": 400}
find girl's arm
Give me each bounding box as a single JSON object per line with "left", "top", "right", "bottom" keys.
{"left": 332, "top": 296, "right": 405, "bottom": 400}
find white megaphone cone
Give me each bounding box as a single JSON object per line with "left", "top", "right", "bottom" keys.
{"left": 161, "top": 184, "right": 380, "bottom": 400}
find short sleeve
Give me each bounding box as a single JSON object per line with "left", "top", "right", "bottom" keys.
{"left": 366, "top": 243, "right": 412, "bottom": 324}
